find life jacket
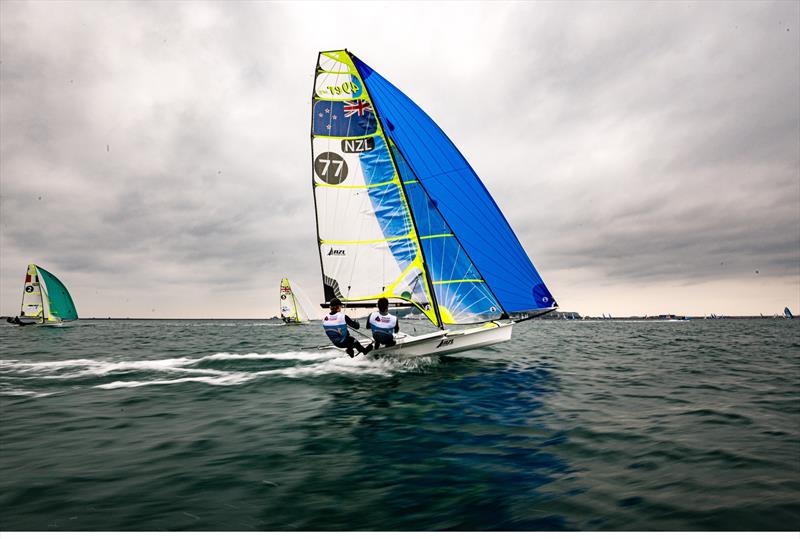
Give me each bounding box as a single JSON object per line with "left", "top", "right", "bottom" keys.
{"left": 322, "top": 311, "right": 348, "bottom": 345}
{"left": 369, "top": 311, "right": 397, "bottom": 341}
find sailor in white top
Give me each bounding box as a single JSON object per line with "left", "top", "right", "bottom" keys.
{"left": 322, "top": 298, "right": 372, "bottom": 357}
{"left": 366, "top": 298, "right": 400, "bottom": 349}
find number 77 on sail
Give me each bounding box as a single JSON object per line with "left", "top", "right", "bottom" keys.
{"left": 309, "top": 50, "right": 556, "bottom": 356}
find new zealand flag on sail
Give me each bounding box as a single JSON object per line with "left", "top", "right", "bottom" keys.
{"left": 313, "top": 99, "right": 377, "bottom": 138}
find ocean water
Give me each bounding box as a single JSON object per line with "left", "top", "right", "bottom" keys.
{"left": 0, "top": 318, "right": 798, "bottom": 531}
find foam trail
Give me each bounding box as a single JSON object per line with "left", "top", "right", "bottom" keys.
{"left": 0, "top": 389, "right": 55, "bottom": 398}
{"left": 201, "top": 351, "right": 342, "bottom": 362}
{"left": 0, "top": 350, "right": 343, "bottom": 378}
{"left": 4, "top": 348, "right": 433, "bottom": 392}
{"left": 259, "top": 355, "right": 436, "bottom": 378}
{"left": 1, "top": 358, "right": 228, "bottom": 379}
{"left": 97, "top": 372, "right": 257, "bottom": 389}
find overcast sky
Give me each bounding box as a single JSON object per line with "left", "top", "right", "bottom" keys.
{"left": 1, "top": 1, "right": 798, "bottom": 318}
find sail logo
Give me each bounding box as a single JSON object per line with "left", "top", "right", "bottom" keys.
{"left": 341, "top": 137, "right": 375, "bottom": 153}
{"left": 532, "top": 283, "right": 554, "bottom": 307}
{"left": 327, "top": 248, "right": 346, "bottom": 256}
{"left": 436, "top": 338, "right": 454, "bottom": 348}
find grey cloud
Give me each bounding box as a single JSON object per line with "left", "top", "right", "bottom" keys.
{"left": 1, "top": 1, "right": 797, "bottom": 316}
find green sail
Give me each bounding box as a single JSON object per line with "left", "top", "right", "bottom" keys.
{"left": 36, "top": 265, "right": 78, "bottom": 321}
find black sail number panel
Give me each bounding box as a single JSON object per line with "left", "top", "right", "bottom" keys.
{"left": 314, "top": 151, "right": 349, "bottom": 185}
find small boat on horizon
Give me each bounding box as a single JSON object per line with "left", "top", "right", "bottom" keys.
{"left": 279, "top": 278, "right": 312, "bottom": 325}
{"left": 6, "top": 264, "right": 78, "bottom": 327}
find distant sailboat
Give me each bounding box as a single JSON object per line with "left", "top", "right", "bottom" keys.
{"left": 310, "top": 50, "right": 556, "bottom": 356}
{"left": 7, "top": 264, "right": 78, "bottom": 326}
{"left": 784, "top": 307, "right": 794, "bottom": 319}
{"left": 279, "top": 278, "right": 310, "bottom": 324}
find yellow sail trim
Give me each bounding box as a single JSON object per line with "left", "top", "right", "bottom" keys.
{"left": 314, "top": 179, "right": 397, "bottom": 189}
{"left": 384, "top": 254, "right": 423, "bottom": 295}
{"left": 321, "top": 51, "right": 347, "bottom": 63}
{"left": 419, "top": 233, "right": 454, "bottom": 240}
{"left": 339, "top": 251, "right": 434, "bottom": 322}
{"left": 312, "top": 96, "right": 368, "bottom": 103}
{"left": 432, "top": 279, "right": 484, "bottom": 285}
{"left": 341, "top": 294, "right": 431, "bottom": 319}
{"left": 439, "top": 306, "right": 456, "bottom": 325}
{"left": 314, "top": 133, "right": 380, "bottom": 141}
{"left": 320, "top": 234, "right": 412, "bottom": 245}
{"left": 336, "top": 234, "right": 434, "bottom": 323}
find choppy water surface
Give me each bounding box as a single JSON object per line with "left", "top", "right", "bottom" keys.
{"left": 1, "top": 318, "right": 798, "bottom": 531}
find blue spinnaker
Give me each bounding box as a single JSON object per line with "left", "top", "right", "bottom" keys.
{"left": 360, "top": 136, "right": 416, "bottom": 268}
{"left": 352, "top": 55, "right": 555, "bottom": 313}
{"left": 393, "top": 143, "right": 502, "bottom": 323}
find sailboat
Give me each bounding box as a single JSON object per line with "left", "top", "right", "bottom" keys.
{"left": 310, "top": 50, "right": 556, "bottom": 356}
{"left": 279, "top": 278, "right": 310, "bottom": 324}
{"left": 784, "top": 307, "right": 794, "bottom": 319}
{"left": 7, "top": 264, "right": 78, "bottom": 326}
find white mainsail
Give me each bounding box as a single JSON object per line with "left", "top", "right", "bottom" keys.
{"left": 20, "top": 264, "right": 45, "bottom": 320}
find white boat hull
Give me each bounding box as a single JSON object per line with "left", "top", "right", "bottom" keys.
{"left": 7, "top": 320, "right": 65, "bottom": 327}
{"left": 324, "top": 320, "right": 514, "bottom": 357}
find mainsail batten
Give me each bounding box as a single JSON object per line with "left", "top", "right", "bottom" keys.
{"left": 350, "top": 54, "right": 556, "bottom": 315}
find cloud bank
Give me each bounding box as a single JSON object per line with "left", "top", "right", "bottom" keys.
{"left": 1, "top": 1, "right": 797, "bottom": 317}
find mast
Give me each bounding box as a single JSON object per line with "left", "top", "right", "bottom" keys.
{"left": 310, "top": 54, "right": 328, "bottom": 305}
{"left": 34, "top": 265, "right": 44, "bottom": 323}
{"left": 349, "top": 51, "right": 444, "bottom": 329}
